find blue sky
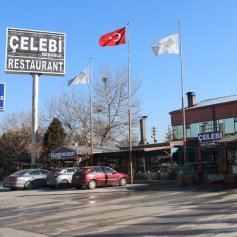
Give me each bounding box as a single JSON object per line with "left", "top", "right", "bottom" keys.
{"left": 1, "top": 0, "right": 237, "bottom": 143}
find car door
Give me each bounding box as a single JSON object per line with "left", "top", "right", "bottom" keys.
{"left": 29, "top": 170, "right": 42, "bottom": 188}
{"left": 66, "top": 168, "right": 77, "bottom": 183}
{"left": 39, "top": 170, "right": 50, "bottom": 187}
{"left": 102, "top": 167, "right": 118, "bottom": 185}
{"left": 93, "top": 167, "right": 106, "bottom": 186}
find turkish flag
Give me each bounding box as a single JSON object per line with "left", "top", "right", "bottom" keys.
{"left": 99, "top": 27, "right": 126, "bottom": 47}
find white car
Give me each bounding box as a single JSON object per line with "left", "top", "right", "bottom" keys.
{"left": 46, "top": 167, "right": 80, "bottom": 188}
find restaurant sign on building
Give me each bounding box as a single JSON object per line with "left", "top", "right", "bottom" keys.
{"left": 198, "top": 132, "right": 223, "bottom": 147}
{"left": 49, "top": 147, "right": 77, "bottom": 160}
{"left": 5, "top": 28, "right": 65, "bottom": 75}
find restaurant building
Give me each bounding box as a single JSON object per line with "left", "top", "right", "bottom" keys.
{"left": 48, "top": 117, "right": 183, "bottom": 180}
{"left": 170, "top": 92, "right": 237, "bottom": 183}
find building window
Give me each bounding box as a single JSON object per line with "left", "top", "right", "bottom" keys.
{"left": 235, "top": 117, "right": 237, "bottom": 133}
{"left": 186, "top": 124, "right": 190, "bottom": 138}
{"left": 172, "top": 125, "right": 183, "bottom": 140}
{"left": 224, "top": 118, "right": 234, "bottom": 134}
{"left": 227, "top": 149, "right": 237, "bottom": 164}
{"left": 189, "top": 123, "right": 199, "bottom": 137}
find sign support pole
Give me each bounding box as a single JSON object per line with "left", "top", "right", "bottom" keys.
{"left": 31, "top": 73, "right": 39, "bottom": 168}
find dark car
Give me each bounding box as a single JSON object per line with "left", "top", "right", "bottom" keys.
{"left": 3, "top": 169, "right": 50, "bottom": 190}
{"left": 72, "top": 166, "right": 130, "bottom": 189}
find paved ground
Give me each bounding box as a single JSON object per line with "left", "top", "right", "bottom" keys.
{"left": 0, "top": 182, "right": 237, "bottom": 237}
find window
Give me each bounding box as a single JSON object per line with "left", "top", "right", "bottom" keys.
{"left": 190, "top": 123, "right": 199, "bottom": 137}
{"left": 67, "top": 168, "right": 76, "bottom": 173}
{"left": 200, "top": 121, "right": 214, "bottom": 133}
{"left": 29, "top": 170, "right": 41, "bottom": 176}
{"left": 235, "top": 117, "right": 237, "bottom": 133}
{"left": 227, "top": 149, "right": 237, "bottom": 164}
{"left": 103, "top": 167, "right": 115, "bottom": 174}
{"left": 224, "top": 118, "right": 234, "bottom": 134}
{"left": 40, "top": 170, "right": 50, "bottom": 175}
{"left": 94, "top": 167, "right": 103, "bottom": 173}
{"left": 186, "top": 124, "right": 191, "bottom": 138}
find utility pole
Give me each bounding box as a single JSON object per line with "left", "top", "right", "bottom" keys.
{"left": 151, "top": 126, "right": 157, "bottom": 144}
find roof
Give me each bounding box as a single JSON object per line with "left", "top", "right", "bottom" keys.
{"left": 170, "top": 94, "right": 237, "bottom": 113}
{"left": 11, "top": 154, "right": 31, "bottom": 163}
{"left": 191, "top": 94, "right": 237, "bottom": 109}
{"left": 217, "top": 134, "right": 237, "bottom": 143}
{"left": 49, "top": 145, "right": 120, "bottom": 158}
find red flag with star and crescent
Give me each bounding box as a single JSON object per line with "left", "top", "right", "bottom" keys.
{"left": 99, "top": 27, "right": 126, "bottom": 47}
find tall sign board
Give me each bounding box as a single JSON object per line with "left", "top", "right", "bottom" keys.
{"left": 0, "top": 83, "right": 6, "bottom": 111}
{"left": 5, "top": 28, "right": 66, "bottom": 75}
{"left": 5, "top": 27, "right": 66, "bottom": 167}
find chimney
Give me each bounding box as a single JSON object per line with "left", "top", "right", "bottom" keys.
{"left": 186, "top": 92, "right": 196, "bottom": 107}
{"left": 139, "top": 116, "right": 148, "bottom": 145}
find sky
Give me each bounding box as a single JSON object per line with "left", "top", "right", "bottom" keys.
{"left": 1, "top": 0, "right": 237, "bottom": 144}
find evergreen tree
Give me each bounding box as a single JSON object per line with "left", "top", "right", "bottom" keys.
{"left": 164, "top": 124, "right": 173, "bottom": 142}
{"left": 43, "top": 118, "right": 66, "bottom": 154}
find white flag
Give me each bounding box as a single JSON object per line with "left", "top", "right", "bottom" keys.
{"left": 152, "top": 33, "right": 179, "bottom": 56}
{"left": 68, "top": 68, "right": 90, "bottom": 86}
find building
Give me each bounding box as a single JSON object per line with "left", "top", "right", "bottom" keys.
{"left": 47, "top": 117, "right": 183, "bottom": 181}
{"left": 170, "top": 92, "right": 237, "bottom": 183}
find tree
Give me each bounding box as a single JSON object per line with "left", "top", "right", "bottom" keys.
{"left": 41, "top": 67, "right": 141, "bottom": 147}
{"left": 43, "top": 118, "right": 66, "bottom": 155}
{"left": 164, "top": 124, "right": 173, "bottom": 142}
{"left": 40, "top": 90, "right": 90, "bottom": 146}
{"left": 0, "top": 112, "right": 32, "bottom": 171}
{"left": 93, "top": 68, "right": 141, "bottom": 146}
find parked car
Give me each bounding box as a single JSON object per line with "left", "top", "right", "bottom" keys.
{"left": 46, "top": 167, "right": 80, "bottom": 188}
{"left": 72, "top": 166, "right": 130, "bottom": 189}
{"left": 3, "top": 169, "right": 50, "bottom": 190}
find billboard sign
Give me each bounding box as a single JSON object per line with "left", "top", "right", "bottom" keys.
{"left": 5, "top": 28, "right": 65, "bottom": 75}
{"left": 0, "top": 83, "right": 6, "bottom": 111}
{"left": 198, "top": 132, "right": 223, "bottom": 147}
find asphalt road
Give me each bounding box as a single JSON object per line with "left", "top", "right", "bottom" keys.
{"left": 0, "top": 183, "right": 237, "bottom": 237}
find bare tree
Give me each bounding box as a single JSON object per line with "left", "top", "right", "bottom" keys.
{"left": 93, "top": 67, "right": 141, "bottom": 146}
{"left": 41, "top": 67, "right": 141, "bottom": 147}
{"left": 0, "top": 112, "right": 33, "bottom": 169}
{"left": 40, "top": 90, "right": 90, "bottom": 145}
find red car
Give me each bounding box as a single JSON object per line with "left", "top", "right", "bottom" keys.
{"left": 72, "top": 166, "right": 129, "bottom": 189}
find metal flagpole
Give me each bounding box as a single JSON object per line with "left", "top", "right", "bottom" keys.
{"left": 127, "top": 22, "right": 133, "bottom": 184}
{"left": 89, "top": 57, "right": 94, "bottom": 165}
{"left": 178, "top": 21, "right": 187, "bottom": 166}
{"left": 31, "top": 73, "right": 39, "bottom": 168}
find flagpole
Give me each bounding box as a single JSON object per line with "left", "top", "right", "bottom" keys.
{"left": 127, "top": 22, "right": 133, "bottom": 184}
{"left": 89, "top": 57, "right": 93, "bottom": 165}
{"left": 178, "top": 21, "right": 187, "bottom": 166}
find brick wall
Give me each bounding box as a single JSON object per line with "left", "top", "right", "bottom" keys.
{"left": 170, "top": 101, "right": 237, "bottom": 126}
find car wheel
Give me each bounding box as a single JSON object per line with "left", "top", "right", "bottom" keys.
{"left": 88, "top": 180, "right": 96, "bottom": 189}
{"left": 119, "top": 178, "right": 127, "bottom": 186}
{"left": 60, "top": 180, "right": 69, "bottom": 189}
{"left": 25, "top": 181, "right": 33, "bottom": 190}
